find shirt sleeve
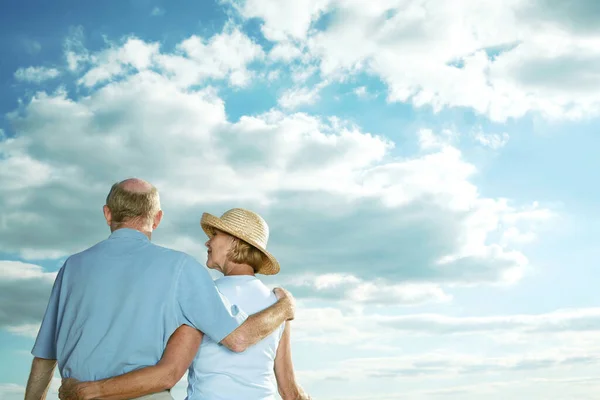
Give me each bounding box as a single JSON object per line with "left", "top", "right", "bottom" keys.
{"left": 175, "top": 255, "right": 248, "bottom": 343}
{"left": 31, "top": 264, "right": 65, "bottom": 359}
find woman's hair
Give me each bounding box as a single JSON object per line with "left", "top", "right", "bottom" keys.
{"left": 227, "top": 237, "right": 266, "bottom": 272}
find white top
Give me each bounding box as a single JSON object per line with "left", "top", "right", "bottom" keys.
{"left": 186, "top": 275, "right": 285, "bottom": 400}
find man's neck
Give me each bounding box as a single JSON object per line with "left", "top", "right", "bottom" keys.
{"left": 111, "top": 225, "right": 152, "bottom": 240}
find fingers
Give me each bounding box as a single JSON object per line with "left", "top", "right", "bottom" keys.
{"left": 273, "top": 287, "right": 296, "bottom": 320}
{"left": 273, "top": 287, "right": 293, "bottom": 300}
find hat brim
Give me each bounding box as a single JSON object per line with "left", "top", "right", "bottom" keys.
{"left": 200, "top": 212, "right": 280, "bottom": 275}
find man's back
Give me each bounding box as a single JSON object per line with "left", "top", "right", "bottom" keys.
{"left": 33, "top": 228, "right": 188, "bottom": 381}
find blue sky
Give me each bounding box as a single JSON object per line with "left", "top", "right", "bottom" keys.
{"left": 2, "top": 1, "right": 600, "bottom": 399}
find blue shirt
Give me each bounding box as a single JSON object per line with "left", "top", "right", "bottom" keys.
{"left": 31, "top": 228, "right": 248, "bottom": 380}
{"left": 187, "top": 276, "right": 285, "bottom": 400}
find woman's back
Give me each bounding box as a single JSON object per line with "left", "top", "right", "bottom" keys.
{"left": 187, "top": 275, "right": 285, "bottom": 400}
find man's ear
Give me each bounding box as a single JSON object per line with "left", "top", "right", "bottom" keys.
{"left": 153, "top": 210, "right": 163, "bottom": 230}
{"left": 103, "top": 205, "right": 112, "bottom": 227}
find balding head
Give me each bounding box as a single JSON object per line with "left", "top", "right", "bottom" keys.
{"left": 119, "top": 178, "right": 155, "bottom": 193}
{"left": 104, "top": 178, "right": 162, "bottom": 233}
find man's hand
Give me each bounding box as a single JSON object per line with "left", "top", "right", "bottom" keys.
{"left": 273, "top": 287, "right": 295, "bottom": 321}
{"left": 59, "top": 378, "right": 84, "bottom": 400}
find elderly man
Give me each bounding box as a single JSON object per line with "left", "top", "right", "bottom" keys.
{"left": 24, "top": 178, "right": 295, "bottom": 400}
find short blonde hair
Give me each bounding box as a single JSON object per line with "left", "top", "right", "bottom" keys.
{"left": 227, "top": 237, "right": 265, "bottom": 272}
{"left": 106, "top": 182, "right": 160, "bottom": 228}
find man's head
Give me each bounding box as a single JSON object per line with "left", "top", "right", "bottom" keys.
{"left": 103, "top": 178, "right": 163, "bottom": 234}
{"left": 205, "top": 229, "right": 265, "bottom": 274}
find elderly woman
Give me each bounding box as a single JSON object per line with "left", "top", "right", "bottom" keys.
{"left": 59, "top": 208, "right": 310, "bottom": 400}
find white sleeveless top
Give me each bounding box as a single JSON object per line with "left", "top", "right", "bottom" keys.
{"left": 186, "top": 275, "right": 285, "bottom": 400}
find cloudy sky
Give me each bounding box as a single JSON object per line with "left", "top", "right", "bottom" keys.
{"left": 2, "top": 0, "right": 600, "bottom": 399}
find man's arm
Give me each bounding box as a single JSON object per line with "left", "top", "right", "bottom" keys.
{"left": 59, "top": 325, "right": 202, "bottom": 400}
{"left": 25, "top": 357, "right": 57, "bottom": 400}
{"left": 274, "top": 322, "right": 311, "bottom": 400}
{"left": 176, "top": 256, "right": 295, "bottom": 353}
{"left": 27, "top": 265, "right": 66, "bottom": 400}
{"left": 220, "top": 287, "right": 295, "bottom": 353}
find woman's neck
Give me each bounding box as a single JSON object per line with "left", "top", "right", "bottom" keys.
{"left": 223, "top": 262, "right": 255, "bottom": 276}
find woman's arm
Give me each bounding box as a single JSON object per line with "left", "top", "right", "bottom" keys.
{"left": 274, "top": 321, "right": 311, "bottom": 400}
{"left": 25, "top": 357, "right": 57, "bottom": 400}
{"left": 59, "top": 325, "right": 203, "bottom": 400}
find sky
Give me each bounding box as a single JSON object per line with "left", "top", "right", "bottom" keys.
{"left": 1, "top": 0, "right": 600, "bottom": 399}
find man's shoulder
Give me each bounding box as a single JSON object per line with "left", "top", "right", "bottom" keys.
{"left": 66, "top": 238, "right": 196, "bottom": 267}
{"left": 149, "top": 244, "right": 203, "bottom": 269}
{"left": 147, "top": 242, "right": 188, "bottom": 257}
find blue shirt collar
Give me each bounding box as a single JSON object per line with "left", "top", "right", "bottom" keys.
{"left": 109, "top": 228, "right": 150, "bottom": 241}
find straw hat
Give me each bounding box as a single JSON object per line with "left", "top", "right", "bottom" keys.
{"left": 200, "top": 208, "right": 280, "bottom": 275}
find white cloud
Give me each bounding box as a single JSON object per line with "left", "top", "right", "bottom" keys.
{"left": 63, "top": 26, "right": 89, "bottom": 72}
{"left": 14, "top": 66, "right": 60, "bottom": 83}
{"left": 292, "top": 321, "right": 600, "bottom": 398}
{"left": 269, "top": 41, "right": 303, "bottom": 62}
{"left": 156, "top": 27, "right": 264, "bottom": 88}
{"left": 278, "top": 85, "right": 322, "bottom": 109}
{"left": 281, "top": 274, "right": 451, "bottom": 305}
{"left": 290, "top": 64, "right": 318, "bottom": 84}
{"left": 353, "top": 86, "right": 370, "bottom": 99}
{"left": 236, "top": 0, "right": 333, "bottom": 41}
{"left": 290, "top": 306, "right": 600, "bottom": 351}
{"left": 5, "top": 323, "right": 40, "bottom": 338}
{"left": 1, "top": 7, "right": 595, "bottom": 400}
{"left": 71, "top": 26, "right": 264, "bottom": 89}
{"left": 0, "top": 261, "right": 56, "bottom": 330}
{"left": 266, "top": 69, "right": 281, "bottom": 81}
{"left": 0, "top": 64, "right": 551, "bottom": 302}
{"left": 288, "top": 306, "right": 600, "bottom": 398}
{"left": 335, "top": 351, "right": 600, "bottom": 378}
{"left": 234, "top": 0, "right": 600, "bottom": 121}
{"left": 79, "top": 37, "right": 160, "bottom": 87}
{"left": 474, "top": 130, "right": 510, "bottom": 149}
{"left": 377, "top": 308, "right": 600, "bottom": 335}
{"left": 417, "top": 128, "right": 456, "bottom": 150}
{"left": 0, "top": 384, "right": 26, "bottom": 400}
